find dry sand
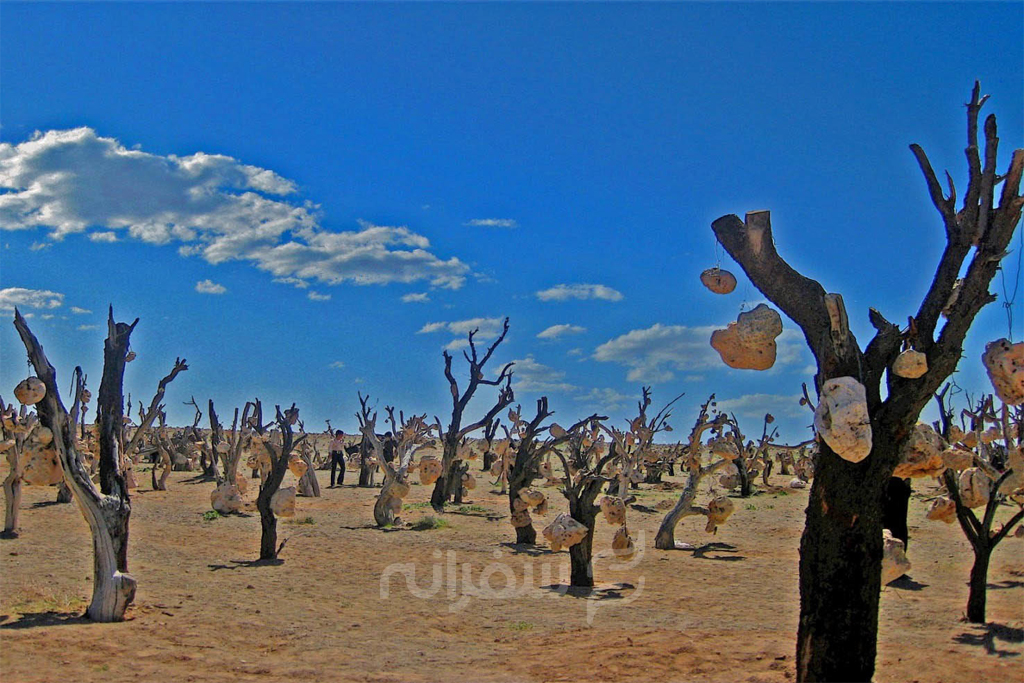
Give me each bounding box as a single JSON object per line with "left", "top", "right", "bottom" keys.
{"left": 1, "top": 465, "right": 1021, "bottom": 682}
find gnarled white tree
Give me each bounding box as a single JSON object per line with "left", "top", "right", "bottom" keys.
{"left": 13, "top": 307, "right": 186, "bottom": 621}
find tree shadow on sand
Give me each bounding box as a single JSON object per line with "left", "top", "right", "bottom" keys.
{"left": 886, "top": 575, "right": 929, "bottom": 591}
{"left": 540, "top": 582, "right": 636, "bottom": 599}
{"left": 500, "top": 542, "right": 554, "bottom": 557}
{"left": 953, "top": 622, "right": 1023, "bottom": 658}
{"left": 207, "top": 558, "right": 285, "bottom": 571}
{"left": 0, "top": 610, "right": 88, "bottom": 630}
{"left": 950, "top": 622, "right": 1024, "bottom": 659}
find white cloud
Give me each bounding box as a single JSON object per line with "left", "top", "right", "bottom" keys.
{"left": 419, "top": 316, "right": 504, "bottom": 338}
{"left": 567, "top": 347, "right": 585, "bottom": 357}
{"left": 329, "top": 361, "right": 345, "bottom": 369}
{"left": 536, "top": 283, "right": 624, "bottom": 302}
{"left": 70, "top": 306, "right": 91, "bottom": 314}
{"left": 29, "top": 241, "right": 51, "bottom": 251}
{"left": 88, "top": 232, "right": 118, "bottom": 243}
{"left": 716, "top": 393, "right": 806, "bottom": 420}
{"left": 0, "top": 128, "right": 469, "bottom": 290}
{"left": 307, "top": 291, "right": 331, "bottom": 301}
{"left": 465, "top": 218, "right": 517, "bottom": 229}
{"left": 195, "top": 279, "right": 227, "bottom": 295}
{"left": 593, "top": 323, "right": 807, "bottom": 383}
{"left": 419, "top": 317, "right": 508, "bottom": 351}
{"left": 509, "top": 356, "right": 577, "bottom": 393}
{"left": 273, "top": 277, "right": 310, "bottom": 289}
{"left": 401, "top": 292, "right": 430, "bottom": 303}
{"left": 0, "top": 287, "right": 64, "bottom": 311}
{"left": 77, "top": 324, "right": 99, "bottom": 331}
{"left": 537, "top": 324, "right": 587, "bottom": 340}
{"left": 573, "top": 387, "right": 632, "bottom": 412}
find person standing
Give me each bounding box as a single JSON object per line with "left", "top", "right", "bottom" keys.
{"left": 329, "top": 430, "right": 347, "bottom": 487}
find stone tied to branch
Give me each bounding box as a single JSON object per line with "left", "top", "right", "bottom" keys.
{"left": 14, "top": 377, "right": 46, "bottom": 406}
{"left": 710, "top": 303, "right": 783, "bottom": 371}
{"left": 700, "top": 267, "right": 737, "bottom": 295}
{"left": 982, "top": 338, "right": 1024, "bottom": 405}
{"left": 812, "top": 377, "right": 872, "bottom": 463}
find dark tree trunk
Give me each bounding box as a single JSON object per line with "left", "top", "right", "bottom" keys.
{"left": 430, "top": 473, "right": 447, "bottom": 511}
{"left": 882, "top": 477, "right": 912, "bottom": 548}
{"left": 796, "top": 443, "right": 893, "bottom": 682}
{"left": 644, "top": 464, "right": 664, "bottom": 484}
{"left": 483, "top": 450, "right": 496, "bottom": 472}
{"left": 516, "top": 523, "right": 537, "bottom": 544}
{"left": 737, "top": 455, "right": 754, "bottom": 498}
{"left": 258, "top": 504, "right": 278, "bottom": 561}
{"left": 966, "top": 547, "right": 991, "bottom": 623}
{"left": 567, "top": 479, "right": 604, "bottom": 588}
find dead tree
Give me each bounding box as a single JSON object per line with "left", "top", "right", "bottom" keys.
{"left": 655, "top": 396, "right": 737, "bottom": 549}
{"left": 481, "top": 417, "right": 500, "bottom": 472}
{"left": 550, "top": 419, "right": 614, "bottom": 587}
{"left": 1, "top": 400, "right": 38, "bottom": 537}
{"left": 505, "top": 399, "right": 603, "bottom": 544}
{"left": 431, "top": 318, "right": 515, "bottom": 511}
{"left": 355, "top": 393, "right": 380, "bottom": 487}
{"left": 932, "top": 389, "right": 1024, "bottom": 623}
{"left": 185, "top": 397, "right": 219, "bottom": 481}
{"left": 294, "top": 420, "right": 321, "bottom": 498}
{"left": 359, "top": 406, "right": 433, "bottom": 526}
{"left": 709, "top": 84, "right": 1022, "bottom": 681}
{"left": 599, "top": 387, "right": 682, "bottom": 497}
{"left": 13, "top": 307, "right": 185, "bottom": 621}
{"left": 252, "top": 401, "right": 305, "bottom": 561}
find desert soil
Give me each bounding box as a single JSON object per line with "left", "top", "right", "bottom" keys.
{"left": 1, "top": 463, "right": 1021, "bottom": 682}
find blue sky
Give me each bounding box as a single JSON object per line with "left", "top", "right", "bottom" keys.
{"left": 1, "top": 2, "right": 1021, "bottom": 441}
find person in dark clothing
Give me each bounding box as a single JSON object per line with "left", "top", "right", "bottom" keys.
{"left": 382, "top": 431, "right": 397, "bottom": 464}
{"left": 882, "top": 476, "right": 912, "bottom": 549}
{"left": 329, "top": 430, "right": 346, "bottom": 487}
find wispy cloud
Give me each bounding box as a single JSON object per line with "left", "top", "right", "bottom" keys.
{"left": 70, "top": 306, "right": 92, "bottom": 315}
{"left": 594, "top": 323, "right": 808, "bottom": 383}
{"left": 1, "top": 128, "right": 469, "bottom": 290}
{"left": 195, "top": 279, "right": 227, "bottom": 295}
{"left": 716, "top": 393, "right": 807, "bottom": 420}
{"left": 29, "top": 241, "right": 51, "bottom": 251}
{"left": 509, "top": 356, "right": 576, "bottom": 393}
{"left": 402, "top": 292, "right": 430, "bottom": 303}
{"left": 329, "top": 361, "right": 345, "bottom": 369}
{"left": 419, "top": 317, "right": 506, "bottom": 351}
{"left": 536, "top": 283, "right": 623, "bottom": 302}
{"left": 537, "top": 323, "right": 586, "bottom": 340}
{"left": 88, "top": 232, "right": 118, "bottom": 243}
{"left": 77, "top": 324, "right": 99, "bottom": 331}
{"left": 307, "top": 291, "right": 331, "bottom": 301}
{"left": 573, "top": 387, "right": 633, "bottom": 412}
{"left": 465, "top": 218, "right": 517, "bottom": 229}
{"left": 0, "top": 287, "right": 64, "bottom": 311}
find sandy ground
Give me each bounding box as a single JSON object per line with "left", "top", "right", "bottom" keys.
{"left": 1, "top": 464, "right": 1021, "bottom": 683}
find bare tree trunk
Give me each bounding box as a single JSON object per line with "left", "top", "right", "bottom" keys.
{"left": 297, "top": 452, "right": 320, "bottom": 497}
{"left": 796, "top": 449, "right": 892, "bottom": 681}
{"left": 14, "top": 309, "right": 186, "bottom": 622}
{"left": 2, "top": 455, "right": 22, "bottom": 537}
{"left": 966, "top": 548, "right": 991, "bottom": 623}
{"left": 567, "top": 479, "right": 604, "bottom": 587}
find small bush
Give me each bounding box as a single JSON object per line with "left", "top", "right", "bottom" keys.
{"left": 202, "top": 510, "right": 222, "bottom": 521}
{"left": 508, "top": 621, "right": 534, "bottom": 631}
{"left": 284, "top": 516, "right": 316, "bottom": 525}
{"left": 412, "top": 515, "right": 451, "bottom": 531}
